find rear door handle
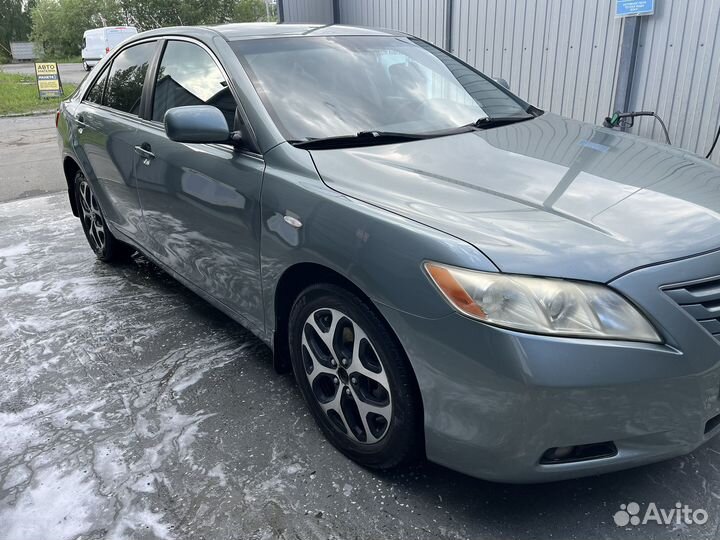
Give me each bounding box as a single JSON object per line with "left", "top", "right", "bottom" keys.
{"left": 134, "top": 143, "right": 155, "bottom": 162}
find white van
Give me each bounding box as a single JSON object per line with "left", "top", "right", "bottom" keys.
{"left": 81, "top": 26, "right": 138, "bottom": 71}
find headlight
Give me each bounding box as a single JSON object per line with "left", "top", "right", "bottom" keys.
{"left": 425, "top": 262, "right": 662, "bottom": 343}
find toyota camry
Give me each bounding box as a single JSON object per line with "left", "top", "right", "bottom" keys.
{"left": 56, "top": 23, "right": 720, "bottom": 483}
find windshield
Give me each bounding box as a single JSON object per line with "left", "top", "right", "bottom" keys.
{"left": 231, "top": 36, "right": 531, "bottom": 141}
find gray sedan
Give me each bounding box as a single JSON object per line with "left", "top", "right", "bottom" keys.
{"left": 56, "top": 23, "right": 720, "bottom": 483}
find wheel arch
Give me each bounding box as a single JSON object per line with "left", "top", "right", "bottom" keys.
{"left": 272, "top": 262, "right": 371, "bottom": 371}
{"left": 271, "top": 262, "right": 415, "bottom": 396}
{"left": 63, "top": 156, "right": 81, "bottom": 217}
{"left": 276, "top": 261, "right": 427, "bottom": 463}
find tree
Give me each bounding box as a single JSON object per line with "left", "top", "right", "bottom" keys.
{"left": 0, "top": 0, "right": 33, "bottom": 61}
{"left": 233, "top": 0, "right": 274, "bottom": 23}
{"left": 31, "top": 0, "right": 125, "bottom": 58}
{"left": 118, "top": 0, "right": 273, "bottom": 29}
{"left": 28, "top": 0, "right": 275, "bottom": 60}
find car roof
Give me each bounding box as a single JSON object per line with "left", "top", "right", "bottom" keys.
{"left": 84, "top": 26, "right": 136, "bottom": 34}
{"left": 214, "top": 23, "right": 405, "bottom": 40}
{"left": 134, "top": 23, "right": 406, "bottom": 42}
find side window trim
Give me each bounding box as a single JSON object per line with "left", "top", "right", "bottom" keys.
{"left": 97, "top": 68, "right": 110, "bottom": 106}
{"left": 140, "top": 39, "right": 166, "bottom": 121}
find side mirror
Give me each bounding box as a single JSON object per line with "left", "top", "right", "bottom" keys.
{"left": 164, "top": 105, "right": 230, "bottom": 144}
{"left": 493, "top": 77, "right": 510, "bottom": 90}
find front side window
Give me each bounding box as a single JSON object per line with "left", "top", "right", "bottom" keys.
{"left": 152, "top": 40, "right": 237, "bottom": 130}
{"left": 232, "top": 36, "right": 530, "bottom": 141}
{"left": 103, "top": 41, "right": 156, "bottom": 115}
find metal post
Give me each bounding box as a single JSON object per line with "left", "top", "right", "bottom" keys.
{"left": 612, "top": 16, "right": 641, "bottom": 114}
{"left": 333, "top": 0, "right": 340, "bottom": 24}
{"left": 445, "top": 0, "right": 454, "bottom": 52}
{"left": 277, "top": 0, "right": 285, "bottom": 23}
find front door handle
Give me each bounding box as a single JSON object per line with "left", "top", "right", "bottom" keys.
{"left": 134, "top": 143, "right": 155, "bottom": 163}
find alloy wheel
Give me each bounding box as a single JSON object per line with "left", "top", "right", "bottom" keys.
{"left": 301, "top": 308, "right": 392, "bottom": 444}
{"left": 78, "top": 179, "right": 106, "bottom": 254}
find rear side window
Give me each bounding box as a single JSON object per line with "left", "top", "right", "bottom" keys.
{"left": 85, "top": 68, "right": 109, "bottom": 104}
{"left": 103, "top": 41, "right": 156, "bottom": 115}
{"left": 152, "top": 40, "right": 236, "bottom": 129}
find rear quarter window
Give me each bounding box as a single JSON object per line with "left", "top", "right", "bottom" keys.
{"left": 85, "top": 68, "right": 109, "bottom": 104}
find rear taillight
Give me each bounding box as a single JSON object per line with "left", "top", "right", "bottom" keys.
{"left": 105, "top": 47, "right": 110, "bottom": 54}
{"left": 55, "top": 110, "right": 60, "bottom": 128}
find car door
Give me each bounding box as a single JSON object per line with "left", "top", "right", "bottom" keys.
{"left": 134, "top": 38, "right": 266, "bottom": 332}
{"left": 74, "top": 40, "right": 158, "bottom": 238}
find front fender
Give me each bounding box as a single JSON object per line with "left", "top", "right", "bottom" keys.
{"left": 260, "top": 142, "right": 497, "bottom": 338}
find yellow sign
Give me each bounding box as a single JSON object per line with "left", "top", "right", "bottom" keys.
{"left": 35, "top": 62, "right": 58, "bottom": 75}
{"left": 34, "top": 62, "right": 64, "bottom": 98}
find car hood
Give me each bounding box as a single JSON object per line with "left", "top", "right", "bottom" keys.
{"left": 310, "top": 113, "right": 720, "bottom": 282}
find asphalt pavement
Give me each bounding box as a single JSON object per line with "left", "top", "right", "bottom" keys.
{"left": 1, "top": 62, "right": 88, "bottom": 85}
{"left": 0, "top": 114, "right": 65, "bottom": 203}
{"left": 1, "top": 109, "right": 720, "bottom": 540}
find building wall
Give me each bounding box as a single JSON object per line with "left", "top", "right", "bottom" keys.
{"left": 279, "top": 0, "right": 720, "bottom": 163}
{"left": 629, "top": 0, "right": 720, "bottom": 165}
{"left": 449, "top": 0, "right": 622, "bottom": 126}
{"left": 336, "top": 0, "right": 449, "bottom": 47}
{"left": 281, "top": 0, "right": 334, "bottom": 24}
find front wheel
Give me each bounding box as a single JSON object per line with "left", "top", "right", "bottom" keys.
{"left": 289, "top": 284, "right": 423, "bottom": 469}
{"left": 74, "top": 171, "right": 132, "bottom": 262}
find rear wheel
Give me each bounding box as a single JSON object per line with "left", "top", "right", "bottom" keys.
{"left": 289, "top": 284, "right": 422, "bottom": 469}
{"left": 74, "top": 171, "right": 132, "bottom": 262}
{"left": 82, "top": 60, "right": 90, "bottom": 71}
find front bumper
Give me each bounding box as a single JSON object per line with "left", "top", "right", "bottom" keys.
{"left": 379, "top": 249, "right": 720, "bottom": 483}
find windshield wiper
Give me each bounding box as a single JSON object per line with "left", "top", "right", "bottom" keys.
{"left": 289, "top": 116, "right": 535, "bottom": 150}
{"left": 469, "top": 115, "right": 536, "bottom": 129}
{"left": 291, "top": 130, "right": 436, "bottom": 150}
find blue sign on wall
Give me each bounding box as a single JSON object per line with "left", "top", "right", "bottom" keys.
{"left": 616, "top": 0, "right": 655, "bottom": 17}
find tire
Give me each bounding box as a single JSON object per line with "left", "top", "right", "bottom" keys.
{"left": 289, "top": 283, "right": 423, "bottom": 469}
{"left": 73, "top": 171, "right": 133, "bottom": 262}
{"left": 82, "top": 61, "right": 90, "bottom": 71}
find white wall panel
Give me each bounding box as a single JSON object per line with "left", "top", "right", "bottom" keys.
{"left": 282, "top": 0, "right": 334, "bottom": 24}
{"left": 450, "top": 0, "right": 623, "bottom": 125}
{"left": 336, "top": 0, "right": 448, "bottom": 46}
{"left": 629, "top": 0, "right": 720, "bottom": 164}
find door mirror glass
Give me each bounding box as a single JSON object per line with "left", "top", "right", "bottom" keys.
{"left": 164, "top": 105, "right": 230, "bottom": 144}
